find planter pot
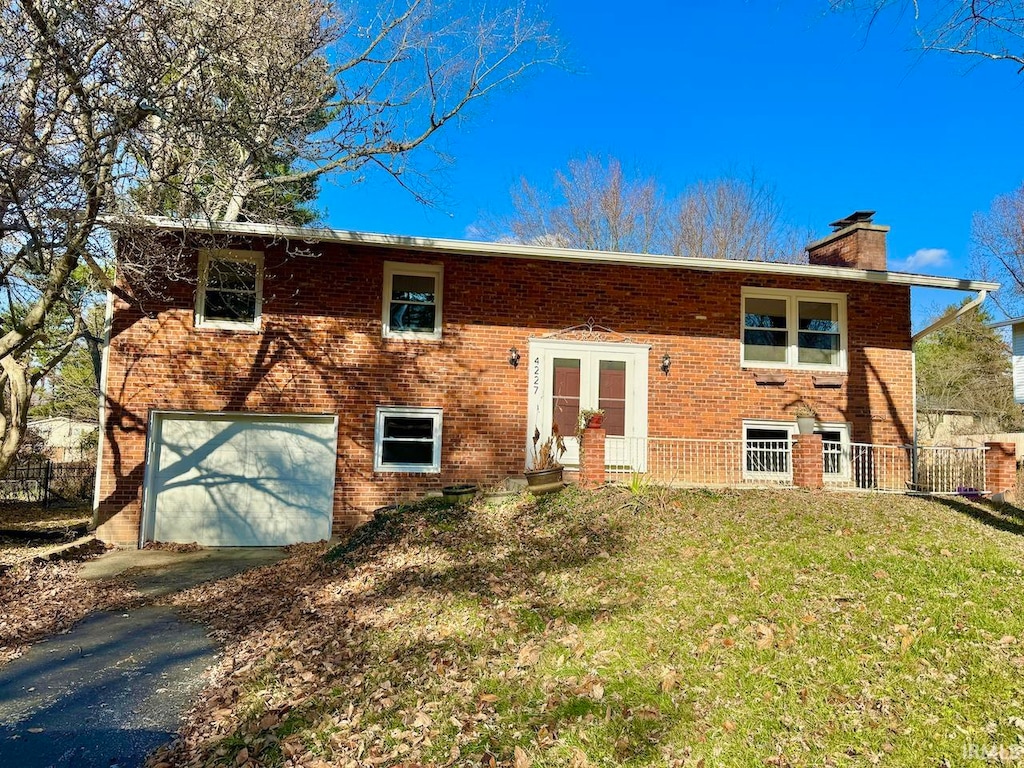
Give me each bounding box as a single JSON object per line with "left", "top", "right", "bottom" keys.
{"left": 523, "top": 467, "right": 564, "bottom": 495}
{"left": 796, "top": 416, "right": 816, "bottom": 435}
{"left": 585, "top": 414, "right": 604, "bottom": 430}
{"left": 442, "top": 484, "right": 478, "bottom": 504}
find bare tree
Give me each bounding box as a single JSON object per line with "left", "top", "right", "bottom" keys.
{"left": 490, "top": 156, "right": 808, "bottom": 262}
{"left": 972, "top": 183, "right": 1024, "bottom": 316}
{"left": 0, "top": 0, "right": 558, "bottom": 474}
{"left": 504, "top": 157, "right": 668, "bottom": 253}
{"left": 830, "top": 1, "right": 1024, "bottom": 73}
{"left": 671, "top": 175, "right": 810, "bottom": 262}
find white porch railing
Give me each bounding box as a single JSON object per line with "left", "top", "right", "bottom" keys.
{"left": 913, "top": 445, "right": 987, "bottom": 494}
{"left": 824, "top": 442, "right": 914, "bottom": 491}
{"left": 604, "top": 437, "right": 793, "bottom": 486}
{"left": 609, "top": 437, "right": 988, "bottom": 494}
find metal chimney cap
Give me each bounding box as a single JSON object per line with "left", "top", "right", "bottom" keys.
{"left": 828, "top": 210, "right": 876, "bottom": 230}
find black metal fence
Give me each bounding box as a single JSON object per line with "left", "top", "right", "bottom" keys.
{"left": 0, "top": 459, "right": 96, "bottom": 505}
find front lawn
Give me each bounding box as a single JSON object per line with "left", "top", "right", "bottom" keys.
{"left": 155, "top": 488, "right": 1024, "bottom": 767}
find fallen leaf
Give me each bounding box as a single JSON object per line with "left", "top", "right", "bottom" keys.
{"left": 513, "top": 745, "right": 530, "bottom": 768}
{"left": 660, "top": 669, "right": 681, "bottom": 692}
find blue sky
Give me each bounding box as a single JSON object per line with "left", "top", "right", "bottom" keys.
{"left": 322, "top": 1, "right": 1024, "bottom": 328}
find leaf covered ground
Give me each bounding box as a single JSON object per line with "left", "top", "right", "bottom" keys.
{"left": 0, "top": 502, "right": 92, "bottom": 564}
{"left": 0, "top": 560, "right": 137, "bottom": 665}
{"left": 145, "top": 487, "right": 1024, "bottom": 768}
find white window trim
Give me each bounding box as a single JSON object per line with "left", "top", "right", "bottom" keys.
{"left": 382, "top": 261, "right": 443, "bottom": 340}
{"left": 374, "top": 406, "right": 443, "bottom": 473}
{"left": 740, "top": 287, "right": 847, "bottom": 372}
{"left": 741, "top": 419, "right": 851, "bottom": 481}
{"left": 195, "top": 249, "right": 264, "bottom": 331}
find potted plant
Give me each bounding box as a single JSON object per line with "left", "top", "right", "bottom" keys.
{"left": 793, "top": 402, "right": 817, "bottom": 435}
{"left": 578, "top": 408, "right": 605, "bottom": 431}
{"left": 524, "top": 424, "right": 566, "bottom": 495}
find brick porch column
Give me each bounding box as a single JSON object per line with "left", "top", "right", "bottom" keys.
{"left": 579, "top": 427, "right": 606, "bottom": 489}
{"left": 792, "top": 434, "right": 823, "bottom": 490}
{"left": 985, "top": 441, "right": 1017, "bottom": 501}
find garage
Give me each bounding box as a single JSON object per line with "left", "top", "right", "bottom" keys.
{"left": 143, "top": 412, "right": 338, "bottom": 547}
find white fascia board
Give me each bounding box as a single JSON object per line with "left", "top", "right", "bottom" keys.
{"left": 988, "top": 316, "right": 1024, "bottom": 329}
{"left": 117, "top": 215, "right": 1001, "bottom": 293}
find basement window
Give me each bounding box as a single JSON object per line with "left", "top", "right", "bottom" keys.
{"left": 195, "top": 250, "right": 263, "bottom": 331}
{"left": 374, "top": 407, "right": 443, "bottom": 473}
{"left": 742, "top": 420, "right": 851, "bottom": 481}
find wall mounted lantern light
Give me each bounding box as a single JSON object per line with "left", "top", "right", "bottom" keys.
{"left": 660, "top": 352, "right": 672, "bottom": 375}
{"left": 508, "top": 347, "right": 521, "bottom": 368}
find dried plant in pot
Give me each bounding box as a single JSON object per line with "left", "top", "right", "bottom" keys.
{"left": 525, "top": 424, "right": 566, "bottom": 495}
{"left": 793, "top": 402, "right": 818, "bottom": 435}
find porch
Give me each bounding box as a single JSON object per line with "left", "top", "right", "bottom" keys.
{"left": 584, "top": 435, "right": 1015, "bottom": 497}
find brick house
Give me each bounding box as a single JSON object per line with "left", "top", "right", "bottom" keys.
{"left": 93, "top": 212, "right": 997, "bottom": 546}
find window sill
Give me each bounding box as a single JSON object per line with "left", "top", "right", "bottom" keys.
{"left": 194, "top": 321, "right": 262, "bottom": 333}
{"left": 373, "top": 466, "right": 441, "bottom": 474}
{"left": 741, "top": 362, "right": 847, "bottom": 374}
{"left": 382, "top": 332, "right": 443, "bottom": 342}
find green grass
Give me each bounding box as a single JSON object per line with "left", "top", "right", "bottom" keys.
{"left": 164, "top": 488, "right": 1024, "bottom": 767}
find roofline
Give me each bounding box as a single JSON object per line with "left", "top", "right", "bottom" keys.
{"left": 988, "top": 316, "right": 1024, "bottom": 329}
{"left": 113, "top": 215, "right": 1000, "bottom": 293}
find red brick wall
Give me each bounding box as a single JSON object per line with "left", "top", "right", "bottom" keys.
{"left": 95, "top": 239, "right": 914, "bottom": 544}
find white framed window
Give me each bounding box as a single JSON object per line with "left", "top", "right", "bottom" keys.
{"left": 743, "top": 421, "right": 794, "bottom": 481}
{"left": 374, "top": 407, "right": 442, "bottom": 473}
{"left": 195, "top": 250, "right": 264, "bottom": 331}
{"left": 741, "top": 420, "right": 851, "bottom": 481}
{"left": 382, "top": 262, "right": 443, "bottom": 340}
{"left": 741, "top": 288, "right": 846, "bottom": 371}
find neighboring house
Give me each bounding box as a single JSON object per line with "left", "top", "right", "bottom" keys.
{"left": 93, "top": 212, "right": 997, "bottom": 547}
{"left": 916, "top": 406, "right": 1002, "bottom": 445}
{"left": 990, "top": 316, "right": 1024, "bottom": 404}
{"left": 28, "top": 417, "right": 97, "bottom": 463}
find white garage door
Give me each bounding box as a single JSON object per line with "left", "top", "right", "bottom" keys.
{"left": 145, "top": 413, "right": 338, "bottom": 546}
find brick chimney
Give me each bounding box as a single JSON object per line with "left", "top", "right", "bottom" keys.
{"left": 807, "top": 211, "right": 889, "bottom": 271}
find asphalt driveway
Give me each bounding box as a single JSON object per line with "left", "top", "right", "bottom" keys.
{"left": 0, "top": 547, "right": 288, "bottom": 768}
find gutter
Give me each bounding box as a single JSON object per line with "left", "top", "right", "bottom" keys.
{"left": 911, "top": 290, "right": 989, "bottom": 343}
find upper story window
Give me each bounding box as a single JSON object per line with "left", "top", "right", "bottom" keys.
{"left": 382, "top": 261, "right": 443, "bottom": 340}
{"left": 741, "top": 288, "right": 846, "bottom": 371}
{"left": 195, "top": 250, "right": 263, "bottom": 331}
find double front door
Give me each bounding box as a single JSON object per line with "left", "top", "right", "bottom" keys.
{"left": 527, "top": 340, "right": 649, "bottom": 468}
